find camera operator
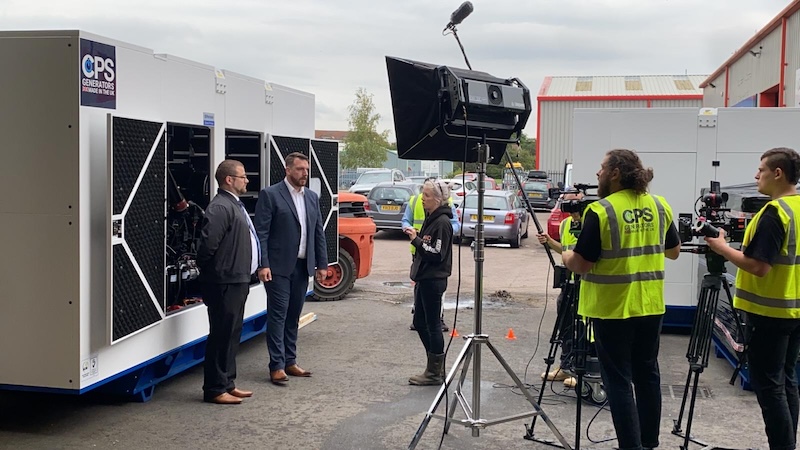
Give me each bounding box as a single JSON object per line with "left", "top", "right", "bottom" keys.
{"left": 537, "top": 192, "right": 584, "bottom": 388}
{"left": 562, "top": 149, "right": 680, "bottom": 450}
{"left": 704, "top": 147, "right": 800, "bottom": 449}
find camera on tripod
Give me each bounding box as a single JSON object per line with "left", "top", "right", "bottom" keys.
{"left": 548, "top": 183, "right": 600, "bottom": 235}
{"left": 678, "top": 181, "right": 747, "bottom": 245}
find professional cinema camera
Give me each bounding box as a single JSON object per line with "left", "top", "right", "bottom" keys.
{"left": 678, "top": 181, "right": 748, "bottom": 252}
{"left": 548, "top": 183, "right": 600, "bottom": 237}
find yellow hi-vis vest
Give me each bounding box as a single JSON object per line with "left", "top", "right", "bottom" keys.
{"left": 560, "top": 216, "right": 578, "bottom": 251}
{"left": 734, "top": 196, "right": 800, "bottom": 319}
{"left": 578, "top": 189, "right": 672, "bottom": 320}
{"left": 409, "top": 194, "right": 453, "bottom": 255}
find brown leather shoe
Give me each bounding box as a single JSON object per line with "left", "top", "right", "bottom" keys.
{"left": 228, "top": 388, "right": 253, "bottom": 398}
{"left": 205, "top": 392, "right": 242, "bottom": 405}
{"left": 270, "top": 369, "right": 289, "bottom": 385}
{"left": 286, "top": 364, "right": 312, "bottom": 377}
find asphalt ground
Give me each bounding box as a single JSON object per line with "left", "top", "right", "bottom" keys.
{"left": 0, "top": 213, "right": 770, "bottom": 449}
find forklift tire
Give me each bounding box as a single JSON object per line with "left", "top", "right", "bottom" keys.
{"left": 311, "top": 248, "right": 356, "bottom": 301}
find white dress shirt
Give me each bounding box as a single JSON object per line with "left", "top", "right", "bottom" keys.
{"left": 284, "top": 178, "right": 307, "bottom": 259}
{"left": 223, "top": 189, "right": 259, "bottom": 274}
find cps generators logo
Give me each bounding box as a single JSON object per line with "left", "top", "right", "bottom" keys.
{"left": 80, "top": 39, "right": 116, "bottom": 109}
{"left": 622, "top": 207, "right": 655, "bottom": 234}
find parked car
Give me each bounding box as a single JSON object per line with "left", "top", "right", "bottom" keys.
{"left": 527, "top": 170, "right": 549, "bottom": 181}
{"left": 456, "top": 190, "right": 529, "bottom": 248}
{"left": 364, "top": 182, "right": 418, "bottom": 231}
{"left": 440, "top": 178, "right": 477, "bottom": 207}
{"left": 349, "top": 169, "right": 406, "bottom": 196}
{"left": 520, "top": 180, "right": 556, "bottom": 211}
{"left": 547, "top": 195, "right": 569, "bottom": 242}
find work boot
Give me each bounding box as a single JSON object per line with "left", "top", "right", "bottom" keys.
{"left": 541, "top": 368, "right": 570, "bottom": 381}
{"left": 409, "top": 352, "right": 445, "bottom": 386}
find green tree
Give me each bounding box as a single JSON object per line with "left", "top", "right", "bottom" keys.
{"left": 340, "top": 88, "right": 389, "bottom": 169}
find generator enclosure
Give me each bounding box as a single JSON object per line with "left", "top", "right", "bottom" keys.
{"left": 571, "top": 107, "right": 800, "bottom": 327}
{"left": 0, "top": 30, "right": 339, "bottom": 399}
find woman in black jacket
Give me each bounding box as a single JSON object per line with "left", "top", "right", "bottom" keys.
{"left": 404, "top": 179, "right": 454, "bottom": 385}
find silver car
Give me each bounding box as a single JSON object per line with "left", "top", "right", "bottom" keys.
{"left": 456, "top": 190, "right": 529, "bottom": 248}
{"left": 365, "top": 182, "right": 418, "bottom": 232}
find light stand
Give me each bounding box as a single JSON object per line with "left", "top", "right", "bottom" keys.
{"left": 408, "top": 137, "right": 570, "bottom": 450}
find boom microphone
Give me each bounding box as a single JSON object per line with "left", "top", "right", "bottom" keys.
{"left": 445, "top": 1, "right": 474, "bottom": 30}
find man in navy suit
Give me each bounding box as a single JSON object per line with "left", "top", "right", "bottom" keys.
{"left": 255, "top": 152, "right": 328, "bottom": 385}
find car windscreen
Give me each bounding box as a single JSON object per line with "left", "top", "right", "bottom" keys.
{"left": 522, "top": 181, "right": 548, "bottom": 192}
{"left": 463, "top": 195, "right": 509, "bottom": 210}
{"left": 369, "top": 187, "right": 412, "bottom": 202}
{"left": 357, "top": 172, "right": 391, "bottom": 184}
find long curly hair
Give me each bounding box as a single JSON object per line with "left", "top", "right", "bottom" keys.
{"left": 606, "top": 149, "right": 654, "bottom": 195}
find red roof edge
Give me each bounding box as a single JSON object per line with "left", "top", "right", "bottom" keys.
{"left": 700, "top": 0, "right": 800, "bottom": 88}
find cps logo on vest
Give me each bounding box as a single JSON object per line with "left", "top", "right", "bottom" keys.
{"left": 622, "top": 208, "right": 654, "bottom": 224}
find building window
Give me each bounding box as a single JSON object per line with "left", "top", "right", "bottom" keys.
{"left": 575, "top": 76, "right": 592, "bottom": 92}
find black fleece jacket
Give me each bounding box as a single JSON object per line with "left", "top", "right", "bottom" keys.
{"left": 410, "top": 205, "right": 453, "bottom": 281}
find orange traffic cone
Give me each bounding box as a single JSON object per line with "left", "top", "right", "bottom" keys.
{"left": 450, "top": 328, "right": 459, "bottom": 337}
{"left": 505, "top": 328, "right": 517, "bottom": 340}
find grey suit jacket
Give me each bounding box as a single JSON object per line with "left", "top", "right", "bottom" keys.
{"left": 196, "top": 189, "right": 252, "bottom": 284}
{"left": 254, "top": 180, "right": 328, "bottom": 277}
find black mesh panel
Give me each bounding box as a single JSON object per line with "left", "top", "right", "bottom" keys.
{"left": 311, "top": 139, "right": 339, "bottom": 265}
{"left": 113, "top": 120, "right": 164, "bottom": 215}
{"left": 112, "top": 245, "right": 162, "bottom": 341}
{"left": 326, "top": 210, "right": 338, "bottom": 264}
{"left": 270, "top": 136, "right": 309, "bottom": 185}
{"left": 126, "top": 134, "right": 166, "bottom": 312}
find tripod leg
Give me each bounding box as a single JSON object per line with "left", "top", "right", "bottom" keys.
{"left": 445, "top": 347, "right": 474, "bottom": 433}
{"left": 485, "top": 340, "right": 573, "bottom": 449}
{"left": 409, "top": 337, "right": 475, "bottom": 450}
{"left": 672, "top": 369, "right": 693, "bottom": 434}
{"left": 682, "top": 371, "right": 702, "bottom": 450}
{"left": 722, "top": 281, "right": 748, "bottom": 387}
{"left": 527, "top": 286, "right": 572, "bottom": 437}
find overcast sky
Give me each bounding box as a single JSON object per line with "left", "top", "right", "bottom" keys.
{"left": 2, "top": 0, "right": 792, "bottom": 141}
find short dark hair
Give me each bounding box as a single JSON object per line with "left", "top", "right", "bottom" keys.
{"left": 285, "top": 152, "right": 309, "bottom": 168}
{"left": 761, "top": 147, "right": 800, "bottom": 184}
{"left": 215, "top": 159, "right": 243, "bottom": 186}
{"left": 605, "top": 149, "right": 654, "bottom": 195}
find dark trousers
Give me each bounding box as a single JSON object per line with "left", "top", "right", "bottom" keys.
{"left": 413, "top": 278, "right": 448, "bottom": 355}
{"left": 747, "top": 313, "right": 800, "bottom": 450}
{"left": 202, "top": 282, "right": 249, "bottom": 399}
{"left": 593, "top": 314, "right": 663, "bottom": 450}
{"left": 556, "top": 290, "right": 574, "bottom": 368}
{"left": 265, "top": 258, "right": 309, "bottom": 372}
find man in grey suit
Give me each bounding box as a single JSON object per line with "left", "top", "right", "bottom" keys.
{"left": 197, "top": 160, "right": 258, "bottom": 404}
{"left": 255, "top": 152, "right": 328, "bottom": 385}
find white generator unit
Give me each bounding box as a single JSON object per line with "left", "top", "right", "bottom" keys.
{"left": 0, "top": 30, "right": 339, "bottom": 400}
{"left": 571, "top": 107, "right": 800, "bottom": 327}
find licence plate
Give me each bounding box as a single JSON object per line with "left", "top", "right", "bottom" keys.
{"left": 470, "top": 215, "right": 494, "bottom": 222}
{"left": 380, "top": 205, "right": 401, "bottom": 212}
{"left": 528, "top": 192, "right": 542, "bottom": 198}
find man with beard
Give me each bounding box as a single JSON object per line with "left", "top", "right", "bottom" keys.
{"left": 196, "top": 160, "right": 257, "bottom": 404}
{"left": 705, "top": 148, "right": 800, "bottom": 449}
{"left": 255, "top": 152, "right": 328, "bottom": 385}
{"left": 562, "top": 149, "right": 681, "bottom": 450}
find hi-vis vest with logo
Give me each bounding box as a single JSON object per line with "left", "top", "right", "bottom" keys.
{"left": 578, "top": 190, "right": 672, "bottom": 319}
{"left": 409, "top": 195, "right": 453, "bottom": 255}
{"left": 734, "top": 196, "right": 800, "bottom": 319}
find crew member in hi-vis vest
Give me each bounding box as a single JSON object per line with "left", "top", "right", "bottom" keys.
{"left": 562, "top": 149, "right": 681, "bottom": 450}
{"left": 705, "top": 147, "right": 800, "bottom": 449}
{"left": 537, "top": 192, "right": 586, "bottom": 389}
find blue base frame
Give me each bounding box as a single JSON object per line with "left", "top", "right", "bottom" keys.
{"left": 663, "top": 305, "right": 695, "bottom": 328}
{"left": 0, "top": 311, "right": 268, "bottom": 402}
{"left": 712, "top": 334, "right": 752, "bottom": 391}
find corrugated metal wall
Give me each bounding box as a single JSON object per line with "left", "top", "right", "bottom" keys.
{"left": 786, "top": 12, "right": 800, "bottom": 106}
{"left": 538, "top": 99, "right": 705, "bottom": 175}
{"left": 702, "top": 73, "right": 727, "bottom": 107}
{"left": 728, "top": 26, "right": 782, "bottom": 106}
{"left": 651, "top": 99, "right": 703, "bottom": 108}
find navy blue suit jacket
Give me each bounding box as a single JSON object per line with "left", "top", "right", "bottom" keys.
{"left": 254, "top": 180, "right": 328, "bottom": 277}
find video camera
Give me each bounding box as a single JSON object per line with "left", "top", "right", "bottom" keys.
{"left": 547, "top": 183, "right": 599, "bottom": 236}
{"left": 678, "top": 181, "right": 747, "bottom": 244}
